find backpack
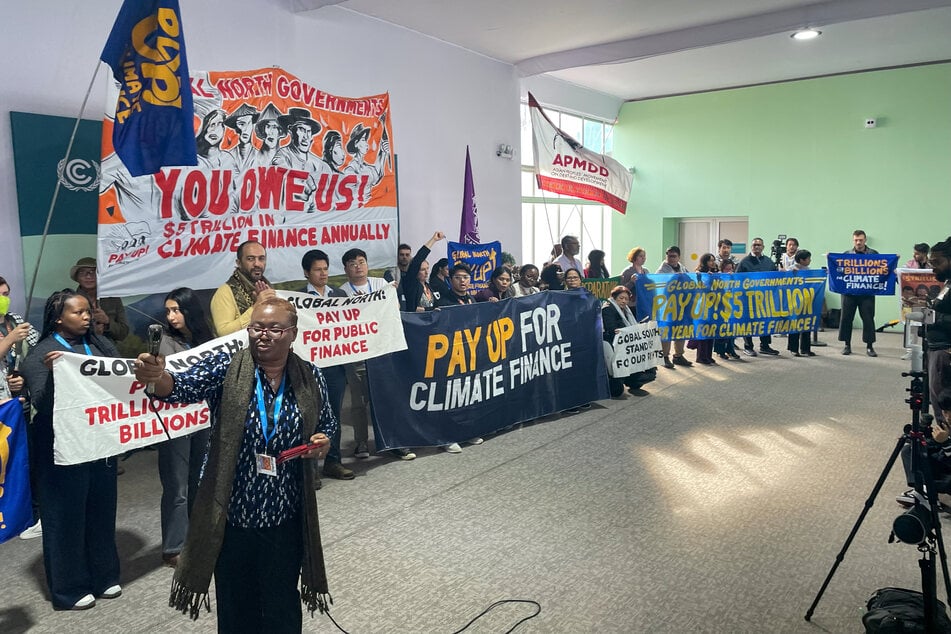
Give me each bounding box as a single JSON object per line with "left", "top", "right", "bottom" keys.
{"left": 863, "top": 587, "right": 951, "bottom": 633}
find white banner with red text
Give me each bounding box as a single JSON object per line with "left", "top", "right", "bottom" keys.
{"left": 98, "top": 68, "right": 397, "bottom": 296}
{"left": 278, "top": 285, "right": 407, "bottom": 367}
{"left": 51, "top": 332, "right": 247, "bottom": 465}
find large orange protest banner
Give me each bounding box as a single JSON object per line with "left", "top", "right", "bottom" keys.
{"left": 98, "top": 68, "right": 396, "bottom": 297}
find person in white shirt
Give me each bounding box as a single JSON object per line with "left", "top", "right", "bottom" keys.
{"left": 554, "top": 235, "right": 583, "bottom": 273}
{"left": 340, "top": 248, "right": 414, "bottom": 461}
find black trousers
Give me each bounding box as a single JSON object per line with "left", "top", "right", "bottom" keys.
{"left": 214, "top": 517, "right": 304, "bottom": 633}
{"left": 743, "top": 335, "right": 772, "bottom": 349}
{"left": 787, "top": 332, "right": 811, "bottom": 354}
{"left": 838, "top": 294, "right": 876, "bottom": 345}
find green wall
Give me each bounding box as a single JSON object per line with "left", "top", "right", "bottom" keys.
{"left": 613, "top": 63, "right": 951, "bottom": 317}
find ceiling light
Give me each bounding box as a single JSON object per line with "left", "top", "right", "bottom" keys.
{"left": 791, "top": 29, "right": 821, "bottom": 41}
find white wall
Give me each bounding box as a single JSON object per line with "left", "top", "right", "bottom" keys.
{"left": 0, "top": 1, "right": 614, "bottom": 312}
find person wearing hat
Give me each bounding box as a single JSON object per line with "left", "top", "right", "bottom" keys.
{"left": 254, "top": 103, "right": 286, "bottom": 168}
{"left": 343, "top": 122, "right": 390, "bottom": 193}
{"left": 70, "top": 257, "right": 129, "bottom": 344}
{"left": 224, "top": 103, "right": 260, "bottom": 173}
{"left": 272, "top": 108, "right": 330, "bottom": 211}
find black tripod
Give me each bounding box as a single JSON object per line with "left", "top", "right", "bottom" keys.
{"left": 805, "top": 343, "right": 951, "bottom": 633}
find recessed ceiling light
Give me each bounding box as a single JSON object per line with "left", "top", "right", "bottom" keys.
{"left": 791, "top": 28, "right": 822, "bottom": 41}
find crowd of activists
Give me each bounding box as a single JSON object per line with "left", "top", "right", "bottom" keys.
{"left": 3, "top": 230, "right": 950, "bottom": 629}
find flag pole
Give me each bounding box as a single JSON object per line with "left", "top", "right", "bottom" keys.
{"left": 24, "top": 61, "right": 103, "bottom": 319}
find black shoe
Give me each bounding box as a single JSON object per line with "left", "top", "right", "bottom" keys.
{"left": 759, "top": 346, "right": 780, "bottom": 356}
{"left": 842, "top": 344, "right": 851, "bottom": 355}
{"left": 792, "top": 352, "right": 801, "bottom": 357}
{"left": 322, "top": 460, "right": 355, "bottom": 480}
{"left": 672, "top": 354, "right": 693, "bottom": 367}
{"left": 728, "top": 351, "right": 741, "bottom": 360}
{"left": 805, "top": 351, "right": 816, "bottom": 356}
{"left": 742, "top": 347, "right": 757, "bottom": 357}
{"left": 867, "top": 346, "right": 877, "bottom": 357}
{"left": 663, "top": 356, "right": 675, "bottom": 369}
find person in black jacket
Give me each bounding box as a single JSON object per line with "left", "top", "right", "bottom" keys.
{"left": 21, "top": 289, "right": 121, "bottom": 610}
{"left": 925, "top": 237, "right": 951, "bottom": 426}
{"left": 434, "top": 263, "right": 476, "bottom": 307}
{"left": 602, "top": 286, "right": 656, "bottom": 397}
{"left": 838, "top": 229, "right": 880, "bottom": 357}
{"left": 401, "top": 231, "right": 446, "bottom": 311}
{"left": 737, "top": 237, "right": 781, "bottom": 356}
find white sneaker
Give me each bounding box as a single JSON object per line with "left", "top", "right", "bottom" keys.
{"left": 444, "top": 443, "right": 462, "bottom": 453}
{"left": 19, "top": 520, "right": 42, "bottom": 540}
{"left": 468, "top": 437, "right": 484, "bottom": 445}
{"left": 72, "top": 594, "right": 96, "bottom": 610}
{"left": 901, "top": 350, "right": 912, "bottom": 360}
{"left": 99, "top": 584, "right": 122, "bottom": 599}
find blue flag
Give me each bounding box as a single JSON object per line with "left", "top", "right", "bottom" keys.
{"left": 100, "top": 0, "right": 197, "bottom": 176}
{"left": 0, "top": 399, "right": 33, "bottom": 544}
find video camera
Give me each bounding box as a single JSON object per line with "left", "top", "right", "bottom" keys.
{"left": 770, "top": 234, "right": 786, "bottom": 267}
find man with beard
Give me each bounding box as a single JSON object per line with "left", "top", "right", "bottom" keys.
{"left": 838, "top": 229, "right": 879, "bottom": 357}
{"left": 211, "top": 241, "right": 276, "bottom": 336}
{"left": 926, "top": 237, "right": 951, "bottom": 426}
{"left": 133, "top": 297, "right": 336, "bottom": 630}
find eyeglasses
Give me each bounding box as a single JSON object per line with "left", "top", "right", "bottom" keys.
{"left": 247, "top": 326, "right": 293, "bottom": 338}
{"left": 452, "top": 275, "right": 470, "bottom": 281}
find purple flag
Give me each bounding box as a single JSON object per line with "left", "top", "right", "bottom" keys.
{"left": 459, "top": 146, "right": 480, "bottom": 244}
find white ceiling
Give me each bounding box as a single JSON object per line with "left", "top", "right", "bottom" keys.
{"left": 292, "top": 0, "right": 951, "bottom": 101}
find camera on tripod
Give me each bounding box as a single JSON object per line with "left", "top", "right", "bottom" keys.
{"left": 770, "top": 234, "right": 786, "bottom": 267}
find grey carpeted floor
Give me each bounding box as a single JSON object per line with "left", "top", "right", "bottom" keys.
{"left": 3, "top": 331, "right": 946, "bottom": 633}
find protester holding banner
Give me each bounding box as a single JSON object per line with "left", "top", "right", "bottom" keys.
{"left": 402, "top": 231, "right": 446, "bottom": 311}
{"left": 713, "top": 259, "right": 741, "bottom": 361}
{"left": 211, "top": 241, "right": 276, "bottom": 336}
{"left": 133, "top": 297, "right": 335, "bottom": 629}
{"left": 341, "top": 248, "right": 413, "bottom": 460}
{"left": 21, "top": 290, "right": 121, "bottom": 610}
{"left": 786, "top": 250, "right": 817, "bottom": 357}
{"left": 564, "top": 268, "right": 584, "bottom": 290}
{"left": 299, "top": 250, "right": 354, "bottom": 482}
{"left": 838, "top": 229, "right": 879, "bottom": 357}
{"left": 602, "top": 286, "right": 656, "bottom": 397}
{"left": 513, "top": 264, "right": 541, "bottom": 296}
{"left": 690, "top": 254, "right": 718, "bottom": 365}
{"left": 619, "top": 247, "right": 648, "bottom": 290}
{"left": 655, "top": 247, "right": 692, "bottom": 368}
{"left": 737, "top": 238, "right": 781, "bottom": 357}
{"left": 475, "top": 266, "right": 516, "bottom": 302}
{"left": 70, "top": 257, "right": 129, "bottom": 344}
{"left": 156, "top": 288, "right": 215, "bottom": 568}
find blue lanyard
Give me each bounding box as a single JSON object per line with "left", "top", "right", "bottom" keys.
{"left": 53, "top": 332, "right": 92, "bottom": 356}
{"left": 349, "top": 282, "right": 369, "bottom": 295}
{"left": 255, "top": 372, "right": 285, "bottom": 448}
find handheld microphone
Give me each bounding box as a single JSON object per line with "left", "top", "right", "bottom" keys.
{"left": 146, "top": 324, "right": 163, "bottom": 394}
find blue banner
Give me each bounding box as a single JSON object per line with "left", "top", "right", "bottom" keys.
{"left": 448, "top": 241, "right": 502, "bottom": 294}
{"left": 366, "top": 291, "right": 610, "bottom": 448}
{"left": 0, "top": 400, "right": 33, "bottom": 544}
{"left": 100, "top": 0, "right": 197, "bottom": 176}
{"left": 635, "top": 271, "right": 827, "bottom": 341}
{"left": 827, "top": 253, "right": 898, "bottom": 295}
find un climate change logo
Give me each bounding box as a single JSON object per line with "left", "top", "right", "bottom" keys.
{"left": 57, "top": 158, "right": 100, "bottom": 192}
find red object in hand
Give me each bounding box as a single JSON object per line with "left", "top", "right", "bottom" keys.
{"left": 277, "top": 442, "right": 319, "bottom": 465}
